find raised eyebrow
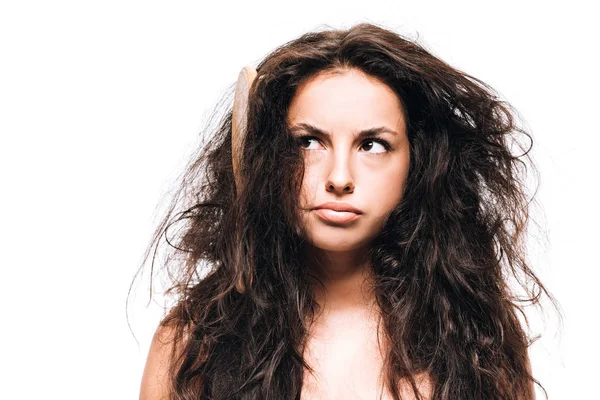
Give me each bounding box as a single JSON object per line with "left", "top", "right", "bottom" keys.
{"left": 289, "top": 122, "right": 398, "bottom": 139}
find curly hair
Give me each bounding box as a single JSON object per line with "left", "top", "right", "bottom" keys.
{"left": 138, "top": 22, "right": 553, "bottom": 399}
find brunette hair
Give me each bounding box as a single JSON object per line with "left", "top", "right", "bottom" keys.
{"left": 137, "top": 22, "right": 554, "bottom": 399}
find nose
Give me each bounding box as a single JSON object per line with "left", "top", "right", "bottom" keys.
{"left": 325, "top": 150, "right": 355, "bottom": 195}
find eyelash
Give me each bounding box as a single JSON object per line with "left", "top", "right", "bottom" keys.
{"left": 295, "top": 135, "right": 392, "bottom": 154}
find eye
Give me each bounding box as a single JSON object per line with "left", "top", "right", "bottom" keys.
{"left": 361, "top": 139, "right": 390, "bottom": 154}
{"left": 296, "top": 136, "right": 322, "bottom": 150}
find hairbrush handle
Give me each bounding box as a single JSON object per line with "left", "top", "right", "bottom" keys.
{"left": 232, "top": 66, "right": 258, "bottom": 195}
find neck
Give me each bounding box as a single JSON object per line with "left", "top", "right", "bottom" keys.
{"left": 304, "top": 243, "right": 378, "bottom": 316}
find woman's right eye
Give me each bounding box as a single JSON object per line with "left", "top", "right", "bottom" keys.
{"left": 296, "top": 136, "right": 321, "bottom": 150}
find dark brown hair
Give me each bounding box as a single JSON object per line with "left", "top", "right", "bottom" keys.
{"left": 137, "top": 22, "right": 554, "bottom": 399}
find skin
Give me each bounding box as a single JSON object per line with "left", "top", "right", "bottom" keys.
{"left": 140, "top": 324, "right": 177, "bottom": 400}
{"left": 287, "top": 68, "right": 418, "bottom": 398}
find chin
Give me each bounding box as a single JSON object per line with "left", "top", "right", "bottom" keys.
{"left": 305, "top": 229, "right": 370, "bottom": 253}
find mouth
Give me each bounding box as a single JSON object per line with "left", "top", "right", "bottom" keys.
{"left": 313, "top": 208, "right": 361, "bottom": 224}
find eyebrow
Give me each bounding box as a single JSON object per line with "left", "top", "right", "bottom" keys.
{"left": 289, "top": 122, "right": 398, "bottom": 139}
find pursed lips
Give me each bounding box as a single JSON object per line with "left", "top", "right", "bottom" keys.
{"left": 313, "top": 201, "right": 362, "bottom": 214}
{"left": 312, "top": 202, "right": 362, "bottom": 224}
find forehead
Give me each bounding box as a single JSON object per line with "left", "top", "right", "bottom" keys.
{"left": 287, "top": 68, "right": 406, "bottom": 131}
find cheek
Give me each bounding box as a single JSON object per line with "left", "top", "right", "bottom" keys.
{"left": 369, "top": 182, "right": 402, "bottom": 214}
{"left": 366, "top": 165, "right": 408, "bottom": 214}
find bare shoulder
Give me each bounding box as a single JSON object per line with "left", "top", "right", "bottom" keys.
{"left": 139, "top": 324, "right": 178, "bottom": 400}
{"left": 397, "top": 371, "right": 434, "bottom": 400}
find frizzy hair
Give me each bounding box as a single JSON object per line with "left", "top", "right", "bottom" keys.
{"left": 138, "top": 22, "right": 554, "bottom": 399}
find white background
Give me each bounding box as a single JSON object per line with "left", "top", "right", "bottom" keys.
{"left": 1, "top": 1, "right": 598, "bottom": 398}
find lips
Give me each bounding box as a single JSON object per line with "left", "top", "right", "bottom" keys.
{"left": 312, "top": 202, "right": 362, "bottom": 224}
{"left": 313, "top": 202, "right": 363, "bottom": 214}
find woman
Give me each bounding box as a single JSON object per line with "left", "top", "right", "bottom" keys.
{"left": 139, "top": 23, "right": 551, "bottom": 399}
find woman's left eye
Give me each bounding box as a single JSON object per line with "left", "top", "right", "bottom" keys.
{"left": 361, "top": 139, "right": 390, "bottom": 154}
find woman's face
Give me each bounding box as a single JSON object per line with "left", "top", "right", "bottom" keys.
{"left": 287, "top": 68, "right": 410, "bottom": 252}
